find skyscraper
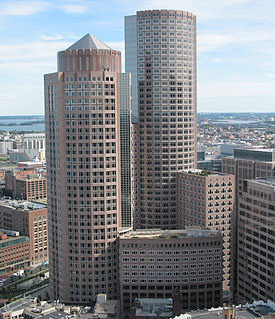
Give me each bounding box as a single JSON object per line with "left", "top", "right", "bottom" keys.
{"left": 125, "top": 10, "right": 197, "bottom": 230}
{"left": 45, "top": 34, "right": 122, "bottom": 303}
{"left": 119, "top": 73, "right": 132, "bottom": 227}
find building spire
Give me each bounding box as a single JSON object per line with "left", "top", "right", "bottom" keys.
{"left": 66, "top": 33, "right": 112, "bottom": 50}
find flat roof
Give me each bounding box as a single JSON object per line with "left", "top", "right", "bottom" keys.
{"left": 0, "top": 235, "right": 29, "bottom": 248}
{"left": 185, "top": 309, "right": 255, "bottom": 319}
{"left": 0, "top": 297, "right": 34, "bottom": 314}
{"left": 183, "top": 303, "right": 275, "bottom": 318}
{"left": 94, "top": 300, "right": 119, "bottom": 314}
{"left": 135, "top": 298, "right": 173, "bottom": 317}
{"left": 180, "top": 169, "right": 227, "bottom": 177}
{"left": 119, "top": 228, "right": 221, "bottom": 239}
{"left": 0, "top": 199, "right": 47, "bottom": 211}
{"left": 250, "top": 177, "right": 275, "bottom": 187}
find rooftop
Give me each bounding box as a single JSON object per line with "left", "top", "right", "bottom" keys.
{"left": 0, "top": 298, "right": 94, "bottom": 319}
{"left": 0, "top": 235, "right": 29, "bottom": 248}
{"left": 0, "top": 199, "right": 47, "bottom": 211}
{"left": 23, "top": 133, "right": 45, "bottom": 138}
{"left": 250, "top": 177, "right": 275, "bottom": 187}
{"left": 183, "top": 169, "right": 222, "bottom": 176}
{"left": 135, "top": 298, "right": 173, "bottom": 318}
{"left": 94, "top": 299, "right": 119, "bottom": 315}
{"left": 233, "top": 148, "right": 275, "bottom": 162}
{"left": 119, "top": 227, "right": 221, "bottom": 240}
{"left": 178, "top": 300, "right": 275, "bottom": 319}
{"left": 66, "top": 33, "right": 112, "bottom": 50}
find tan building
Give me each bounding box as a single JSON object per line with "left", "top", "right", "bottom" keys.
{"left": 238, "top": 178, "right": 275, "bottom": 303}
{"left": 93, "top": 294, "right": 120, "bottom": 319}
{"left": 0, "top": 231, "right": 30, "bottom": 278}
{"left": 222, "top": 149, "right": 275, "bottom": 300}
{"left": 119, "top": 228, "right": 223, "bottom": 318}
{"left": 45, "top": 34, "right": 122, "bottom": 303}
{"left": 222, "top": 149, "right": 275, "bottom": 199}
{"left": 5, "top": 169, "right": 47, "bottom": 200}
{"left": 125, "top": 10, "right": 197, "bottom": 230}
{"left": 0, "top": 169, "right": 6, "bottom": 181}
{"left": 177, "top": 170, "right": 235, "bottom": 292}
{"left": 0, "top": 200, "right": 48, "bottom": 266}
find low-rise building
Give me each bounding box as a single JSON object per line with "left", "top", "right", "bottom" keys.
{"left": 174, "top": 300, "right": 275, "bottom": 319}
{"left": 0, "top": 297, "right": 118, "bottom": 319}
{"left": 5, "top": 170, "right": 47, "bottom": 200}
{"left": 0, "top": 200, "right": 48, "bottom": 266}
{"left": 119, "top": 228, "right": 223, "bottom": 318}
{"left": 0, "top": 140, "right": 13, "bottom": 155}
{"left": 0, "top": 230, "right": 29, "bottom": 278}
{"left": 133, "top": 298, "right": 173, "bottom": 319}
{"left": 93, "top": 294, "right": 120, "bottom": 319}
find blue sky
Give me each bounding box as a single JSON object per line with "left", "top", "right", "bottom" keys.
{"left": 0, "top": 0, "right": 275, "bottom": 115}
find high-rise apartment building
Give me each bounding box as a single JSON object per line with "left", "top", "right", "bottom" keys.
{"left": 119, "top": 228, "right": 223, "bottom": 318}
{"left": 119, "top": 73, "right": 132, "bottom": 227}
{"left": 238, "top": 178, "right": 275, "bottom": 303}
{"left": 176, "top": 170, "right": 235, "bottom": 293}
{"left": 45, "top": 34, "right": 122, "bottom": 303}
{"left": 125, "top": 10, "right": 197, "bottom": 230}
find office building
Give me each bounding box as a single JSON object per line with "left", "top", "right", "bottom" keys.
{"left": 197, "top": 158, "right": 222, "bottom": 172}
{"left": 0, "top": 199, "right": 48, "bottom": 266}
{"left": 0, "top": 140, "right": 13, "bottom": 155}
{"left": 5, "top": 169, "right": 47, "bottom": 200}
{"left": 238, "top": 178, "right": 275, "bottom": 303}
{"left": 119, "top": 73, "right": 132, "bottom": 227}
{"left": 177, "top": 170, "right": 235, "bottom": 292}
{"left": 8, "top": 150, "right": 29, "bottom": 163}
{"left": 45, "top": 34, "right": 122, "bottom": 303}
{"left": 222, "top": 149, "right": 275, "bottom": 299}
{"left": 222, "top": 149, "right": 275, "bottom": 198}
{"left": 0, "top": 230, "right": 30, "bottom": 278}
{"left": 119, "top": 228, "right": 223, "bottom": 318}
{"left": 20, "top": 133, "right": 46, "bottom": 161}
{"left": 220, "top": 143, "right": 246, "bottom": 158}
{"left": 125, "top": 10, "right": 197, "bottom": 229}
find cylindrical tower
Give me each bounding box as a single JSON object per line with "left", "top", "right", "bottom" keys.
{"left": 44, "top": 34, "right": 121, "bottom": 303}
{"left": 125, "top": 10, "right": 197, "bottom": 229}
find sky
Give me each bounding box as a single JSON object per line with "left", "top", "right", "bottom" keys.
{"left": 0, "top": 0, "right": 275, "bottom": 115}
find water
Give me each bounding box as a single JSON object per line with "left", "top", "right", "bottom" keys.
{"left": 212, "top": 120, "right": 257, "bottom": 125}
{"left": 0, "top": 116, "right": 45, "bottom": 132}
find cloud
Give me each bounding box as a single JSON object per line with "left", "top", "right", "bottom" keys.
{"left": 62, "top": 4, "right": 87, "bottom": 14}
{"left": 264, "top": 73, "right": 275, "bottom": 79}
{"left": 198, "top": 34, "right": 236, "bottom": 53}
{"left": 40, "top": 34, "right": 65, "bottom": 41}
{"left": 133, "top": 0, "right": 254, "bottom": 21}
{"left": 0, "top": 1, "right": 50, "bottom": 16}
{"left": 107, "top": 41, "right": 124, "bottom": 52}
{"left": 0, "top": 40, "right": 71, "bottom": 62}
{"left": 199, "top": 81, "right": 275, "bottom": 98}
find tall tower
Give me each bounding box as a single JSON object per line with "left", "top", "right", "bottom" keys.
{"left": 125, "top": 10, "right": 197, "bottom": 229}
{"left": 119, "top": 73, "right": 132, "bottom": 227}
{"left": 44, "top": 34, "right": 121, "bottom": 303}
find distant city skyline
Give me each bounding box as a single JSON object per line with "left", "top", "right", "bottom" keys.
{"left": 1, "top": 0, "right": 275, "bottom": 115}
